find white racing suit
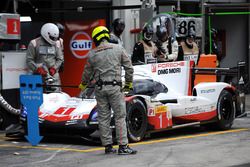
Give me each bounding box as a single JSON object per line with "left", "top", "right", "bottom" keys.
{"left": 26, "top": 37, "right": 64, "bottom": 92}
{"left": 81, "top": 40, "right": 134, "bottom": 146}
{"left": 156, "top": 39, "right": 179, "bottom": 62}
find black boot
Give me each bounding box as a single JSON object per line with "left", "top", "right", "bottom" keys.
{"left": 118, "top": 145, "right": 137, "bottom": 155}
{"left": 105, "top": 144, "right": 116, "bottom": 154}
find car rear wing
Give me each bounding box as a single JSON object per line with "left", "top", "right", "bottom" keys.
{"left": 192, "top": 61, "right": 246, "bottom": 90}
{"left": 192, "top": 61, "right": 246, "bottom": 117}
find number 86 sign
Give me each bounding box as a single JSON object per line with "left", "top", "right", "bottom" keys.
{"left": 176, "top": 17, "right": 202, "bottom": 37}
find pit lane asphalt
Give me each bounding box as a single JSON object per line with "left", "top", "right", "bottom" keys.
{"left": 0, "top": 95, "right": 250, "bottom": 167}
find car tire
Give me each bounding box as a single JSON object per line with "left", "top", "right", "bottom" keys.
{"left": 0, "top": 109, "right": 7, "bottom": 130}
{"left": 126, "top": 98, "right": 147, "bottom": 142}
{"left": 214, "top": 90, "right": 235, "bottom": 130}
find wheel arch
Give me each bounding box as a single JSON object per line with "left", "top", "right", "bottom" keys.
{"left": 126, "top": 96, "right": 148, "bottom": 142}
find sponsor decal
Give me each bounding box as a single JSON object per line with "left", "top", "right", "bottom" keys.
{"left": 155, "top": 105, "right": 167, "bottom": 114}
{"left": 151, "top": 64, "right": 157, "bottom": 73}
{"left": 200, "top": 89, "right": 215, "bottom": 94}
{"left": 70, "top": 31, "right": 92, "bottom": 59}
{"left": 185, "top": 105, "right": 215, "bottom": 115}
{"left": 71, "top": 115, "right": 83, "bottom": 120}
{"left": 157, "top": 61, "right": 185, "bottom": 69}
{"left": 148, "top": 107, "right": 155, "bottom": 116}
{"left": 158, "top": 67, "right": 181, "bottom": 75}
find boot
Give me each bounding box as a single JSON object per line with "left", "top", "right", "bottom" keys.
{"left": 118, "top": 145, "right": 137, "bottom": 155}
{"left": 105, "top": 144, "right": 116, "bottom": 154}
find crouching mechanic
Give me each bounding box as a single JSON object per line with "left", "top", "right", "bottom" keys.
{"left": 26, "top": 23, "right": 64, "bottom": 92}
{"left": 79, "top": 26, "right": 137, "bottom": 155}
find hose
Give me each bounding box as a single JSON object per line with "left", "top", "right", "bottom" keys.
{"left": 0, "top": 94, "right": 20, "bottom": 115}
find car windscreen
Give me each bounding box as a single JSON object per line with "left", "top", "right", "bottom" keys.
{"left": 133, "top": 79, "right": 168, "bottom": 96}
{"left": 79, "top": 87, "right": 95, "bottom": 99}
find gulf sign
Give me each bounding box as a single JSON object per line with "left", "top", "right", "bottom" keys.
{"left": 70, "top": 31, "right": 92, "bottom": 59}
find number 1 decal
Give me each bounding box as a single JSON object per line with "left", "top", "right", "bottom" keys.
{"left": 7, "top": 18, "right": 20, "bottom": 35}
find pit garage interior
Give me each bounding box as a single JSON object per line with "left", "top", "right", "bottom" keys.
{"left": 0, "top": 0, "right": 250, "bottom": 166}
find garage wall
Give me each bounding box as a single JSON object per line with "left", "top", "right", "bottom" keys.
{"left": 212, "top": 15, "right": 248, "bottom": 68}
{"left": 113, "top": 0, "right": 141, "bottom": 54}
{"left": 112, "top": 0, "right": 156, "bottom": 54}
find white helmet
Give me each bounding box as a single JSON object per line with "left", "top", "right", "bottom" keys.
{"left": 40, "top": 23, "right": 59, "bottom": 45}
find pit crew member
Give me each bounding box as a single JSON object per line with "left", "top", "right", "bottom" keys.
{"left": 131, "top": 25, "right": 157, "bottom": 64}
{"left": 79, "top": 26, "right": 137, "bottom": 155}
{"left": 26, "top": 23, "right": 64, "bottom": 92}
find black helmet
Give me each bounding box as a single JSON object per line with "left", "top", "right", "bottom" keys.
{"left": 56, "top": 23, "right": 65, "bottom": 37}
{"left": 112, "top": 18, "right": 125, "bottom": 36}
{"left": 156, "top": 25, "right": 168, "bottom": 42}
{"left": 142, "top": 25, "right": 153, "bottom": 41}
{"left": 187, "top": 28, "right": 196, "bottom": 39}
{"left": 185, "top": 29, "right": 196, "bottom": 49}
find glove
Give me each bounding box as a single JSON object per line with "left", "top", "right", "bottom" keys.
{"left": 35, "top": 67, "right": 47, "bottom": 77}
{"left": 123, "top": 82, "right": 133, "bottom": 92}
{"left": 49, "top": 67, "right": 56, "bottom": 76}
{"left": 79, "top": 83, "right": 87, "bottom": 91}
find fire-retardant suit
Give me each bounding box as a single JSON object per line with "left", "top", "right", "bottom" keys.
{"left": 180, "top": 29, "right": 200, "bottom": 65}
{"left": 79, "top": 26, "right": 137, "bottom": 155}
{"left": 155, "top": 25, "right": 178, "bottom": 62}
{"left": 26, "top": 23, "right": 64, "bottom": 92}
{"left": 131, "top": 25, "right": 157, "bottom": 64}
{"left": 109, "top": 18, "right": 125, "bottom": 47}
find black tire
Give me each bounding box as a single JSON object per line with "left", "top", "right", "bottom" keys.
{"left": 0, "top": 108, "right": 19, "bottom": 130}
{"left": 126, "top": 98, "right": 147, "bottom": 142}
{"left": 0, "top": 110, "right": 7, "bottom": 130}
{"left": 214, "top": 90, "right": 235, "bottom": 130}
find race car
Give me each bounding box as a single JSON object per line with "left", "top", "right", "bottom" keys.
{"left": 16, "top": 60, "right": 245, "bottom": 142}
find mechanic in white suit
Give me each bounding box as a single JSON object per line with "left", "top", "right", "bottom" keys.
{"left": 26, "top": 23, "right": 64, "bottom": 92}
{"left": 155, "top": 24, "right": 179, "bottom": 62}
{"left": 79, "top": 26, "right": 137, "bottom": 155}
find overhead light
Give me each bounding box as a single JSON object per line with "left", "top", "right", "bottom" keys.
{"left": 20, "top": 16, "right": 32, "bottom": 22}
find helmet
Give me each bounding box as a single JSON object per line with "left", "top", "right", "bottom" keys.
{"left": 112, "top": 18, "right": 125, "bottom": 36}
{"left": 92, "top": 26, "right": 110, "bottom": 46}
{"left": 156, "top": 25, "right": 168, "bottom": 42}
{"left": 41, "top": 23, "right": 59, "bottom": 45}
{"left": 142, "top": 25, "right": 153, "bottom": 41}
{"left": 185, "top": 29, "right": 196, "bottom": 49}
{"left": 187, "top": 28, "right": 196, "bottom": 39}
{"left": 56, "top": 23, "right": 65, "bottom": 37}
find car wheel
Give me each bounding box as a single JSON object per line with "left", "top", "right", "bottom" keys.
{"left": 214, "top": 90, "right": 235, "bottom": 130}
{"left": 126, "top": 98, "right": 147, "bottom": 142}
{"left": 0, "top": 110, "right": 7, "bottom": 130}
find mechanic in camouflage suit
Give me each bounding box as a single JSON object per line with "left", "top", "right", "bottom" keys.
{"left": 79, "top": 26, "right": 137, "bottom": 155}
{"left": 26, "top": 23, "right": 64, "bottom": 92}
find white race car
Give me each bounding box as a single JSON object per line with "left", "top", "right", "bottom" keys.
{"left": 18, "top": 60, "right": 245, "bottom": 142}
